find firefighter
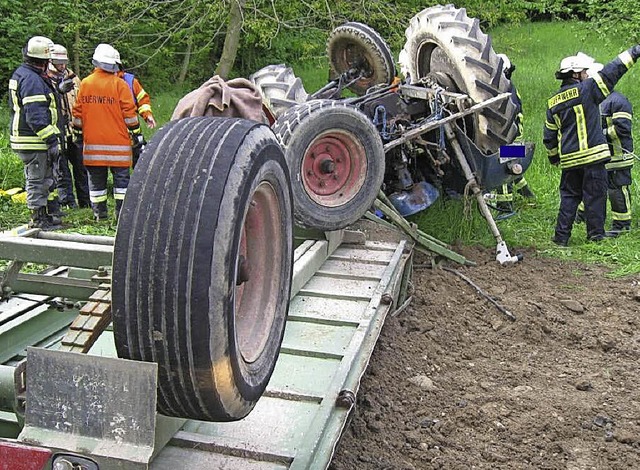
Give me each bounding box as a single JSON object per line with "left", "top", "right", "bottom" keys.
{"left": 544, "top": 47, "right": 640, "bottom": 246}
{"left": 47, "top": 44, "right": 90, "bottom": 209}
{"left": 491, "top": 54, "right": 534, "bottom": 214}
{"left": 72, "top": 43, "right": 140, "bottom": 222}
{"left": 113, "top": 48, "right": 156, "bottom": 168}
{"left": 8, "top": 36, "right": 62, "bottom": 230}
{"left": 575, "top": 63, "right": 634, "bottom": 236}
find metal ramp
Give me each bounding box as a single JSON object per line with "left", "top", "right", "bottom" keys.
{"left": 152, "top": 237, "right": 410, "bottom": 469}
{"left": 0, "top": 228, "right": 411, "bottom": 469}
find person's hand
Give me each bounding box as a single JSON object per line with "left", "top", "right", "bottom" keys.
{"left": 47, "top": 141, "right": 60, "bottom": 163}
{"left": 58, "top": 78, "right": 74, "bottom": 94}
{"left": 145, "top": 115, "right": 156, "bottom": 129}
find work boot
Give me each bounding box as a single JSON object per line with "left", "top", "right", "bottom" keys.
{"left": 575, "top": 210, "right": 585, "bottom": 224}
{"left": 78, "top": 199, "right": 91, "bottom": 209}
{"left": 28, "top": 207, "right": 62, "bottom": 231}
{"left": 551, "top": 236, "right": 568, "bottom": 247}
{"left": 63, "top": 198, "right": 78, "bottom": 209}
{"left": 92, "top": 201, "right": 108, "bottom": 221}
{"left": 47, "top": 199, "right": 66, "bottom": 218}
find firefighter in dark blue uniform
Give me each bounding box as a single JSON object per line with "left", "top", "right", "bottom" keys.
{"left": 575, "top": 73, "right": 634, "bottom": 235}
{"left": 8, "top": 36, "right": 62, "bottom": 230}
{"left": 601, "top": 90, "right": 634, "bottom": 234}
{"left": 544, "top": 47, "right": 640, "bottom": 246}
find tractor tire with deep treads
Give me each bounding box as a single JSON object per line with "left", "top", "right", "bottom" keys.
{"left": 327, "top": 22, "right": 395, "bottom": 96}
{"left": 249, "top": 64, "right": 309, "bottom": 118}
{"left": 273, "top": 100, "right": 385, "bottom": 231}
{"left": 112, "top": 116, "right": 293, "bottom": 421}
{"left": 399, "top": 4, "right": 518, "bottom": 154}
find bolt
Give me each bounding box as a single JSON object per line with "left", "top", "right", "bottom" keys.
{"left": 336, "top": 389, "right": 356, "bottom": 408}
{"left": 319, "top": 180, "right": 325, "bottom": 187}
{"left": 319, "top": 159, "right": 335, "bottom": 174}
{"left": 381, "top": 293, "right": 393, "bottom": 305}
{"left": 307, "top": 170, "right": 313, "bottom": 176}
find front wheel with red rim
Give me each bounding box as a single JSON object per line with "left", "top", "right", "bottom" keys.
{"left": 273, "top": 100, "right": 385, "bottom": 231}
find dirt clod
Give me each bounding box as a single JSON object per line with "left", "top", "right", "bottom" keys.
{"left": 330, "top": 246, "right": 640, "bottom": 469}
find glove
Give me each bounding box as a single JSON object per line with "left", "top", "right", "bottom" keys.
{"left": 132, "top": 133, "right": 146, "bottom": 150}
{"left": 47, "top": 141, "right": 60, "bottom": 163}
{"left": 58, "top": 78, "right": 74, "bottom": 94}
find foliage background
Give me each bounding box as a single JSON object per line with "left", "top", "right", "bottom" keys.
{"left": 2, "top": 0, "right": 640, "bottom": 274}
{"left": 0, "top": 0, "right": 638, "bottom": 93}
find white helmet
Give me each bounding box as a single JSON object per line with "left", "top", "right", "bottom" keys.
{"left": 558, "top": 52, "right": 594, "bottom": 74}
{"left": 50, "top": 44, "right": 69, "bottom": 65}
{"left": 113, "top": 48, "right": 122, "bottom": 65}
{"left": 92, "top": 43, "right": 119, "bottom": 72}
{"left": 24, "top": 36, "right": 54, "bottom": 60}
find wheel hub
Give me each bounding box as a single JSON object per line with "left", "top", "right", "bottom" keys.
{"left": 302, "top": 131, "right": 367, "bottom": 207}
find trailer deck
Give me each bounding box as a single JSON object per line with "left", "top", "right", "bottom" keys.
{"left": 0, "top": 226, "right": 412, "bottom": 469}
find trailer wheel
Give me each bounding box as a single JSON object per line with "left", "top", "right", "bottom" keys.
{"left": 399, "top": 5, "right": 518, "bottom": 154}
{"left": 273, "top": 100, "right": 384, "bottom": 231}
{"left": 328, "top": 22, "right": 395, "bottom": 96}
{"left": 250, "top": 64, "right": 309, "bottom": 118}
{"left": 112, "top": 117, "right": 293, "bottom": 421}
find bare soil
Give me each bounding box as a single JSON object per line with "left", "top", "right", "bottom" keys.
{"left": 330, "top": 245, "right": 640, "bottom": 470}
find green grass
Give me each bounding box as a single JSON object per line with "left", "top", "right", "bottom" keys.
{"left": 411, "top": 21, "right": 640, "bottom": 276}
{"left": 2, "top": 21, "right": 640, "bottom": 275}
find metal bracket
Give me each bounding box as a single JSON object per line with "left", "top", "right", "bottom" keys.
{"left": 18, "top": 347, "right": 184, "bottom": 469}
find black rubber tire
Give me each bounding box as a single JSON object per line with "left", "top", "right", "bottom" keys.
{"left": 327, "top": 22, "right": 395, "bottom": 96}
{"left": 273, "top": 100, "right": 385, "bottom": 231}
{"left": 399, "top": 5, "right": 519, "bottom": 154}
{"left": 112, "top": 117, "right": 293, "bottom": 421}
{"left": 249, "top": 64, "right": 308, "bottom": 118}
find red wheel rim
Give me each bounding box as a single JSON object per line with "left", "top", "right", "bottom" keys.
{"left": 301, "top": 130, "right": 367, "bottom": 207}
{"left": 234, "top": 181, "right": 283, "bottom": 363}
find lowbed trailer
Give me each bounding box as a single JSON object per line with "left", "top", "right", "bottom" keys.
{"left": 0, "top": 224, "right": 412, "bottom": 469}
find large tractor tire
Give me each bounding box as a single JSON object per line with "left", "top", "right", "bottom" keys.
{"left": 327, "top": 22, "right": 395, "bottom": 96}
{"left": 249, "top": 64, "right": 308, "bottom": 118}
{"left": 112, "top": 117, "right": 294, "bottom": 422}
{"left": 273, "top": 100, "right": 385, "bottom": 231}
{"left": 399, "top": 5, "right": 518, "bottom": 154}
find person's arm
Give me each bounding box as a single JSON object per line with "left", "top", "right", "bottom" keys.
{"left": 543, "top": 108, "right": 560, "bottom": 165}
{"left": 21, "top": 78, "right": 59, "bottom": 147}
{"left": 133, "top": 77, "right": 156, "bottom": 128}
{"left": 588, "top": 45, "right": 640, "bottom": 103}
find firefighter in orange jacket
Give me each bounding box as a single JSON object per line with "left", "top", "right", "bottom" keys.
{"left": 113, "top": 48, "right": 156, "bottom": 167}
{"left": 72, "top": 43, "right": 140, "bottom": 221}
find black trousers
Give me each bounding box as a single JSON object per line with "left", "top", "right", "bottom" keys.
{"left": 608, "top": 168, "right": 632, "bottom": 229}
{"left": 555, "top": 163, "right": 607, "bottom": 242}
{"left": 54, "top": 140, "right": 90, "bottom": 207}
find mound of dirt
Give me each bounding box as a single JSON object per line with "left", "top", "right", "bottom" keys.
{"left": 330, "top": 246, "right": 640, "bottom": 469}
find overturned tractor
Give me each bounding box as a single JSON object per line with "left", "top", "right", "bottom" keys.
{"left": 251, "top": 5, "right": 533, "bottom": 263}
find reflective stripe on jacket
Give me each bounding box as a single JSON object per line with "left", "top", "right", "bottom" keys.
{"left": 72, "top": 68, "right": 139, "bottom": 167}
{"left": 543, "top": 46, "right": 640, "bottom": 169}
{"left": 600, "top": 91, "right": 634, "bottom": 170}
{"left": 8, "top": 64, "right": 59, "bottom": 152}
